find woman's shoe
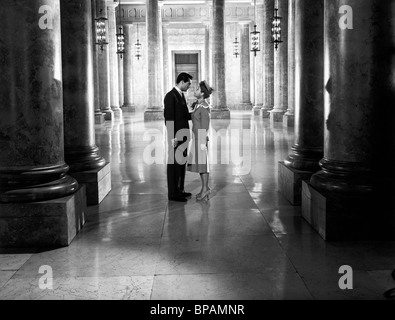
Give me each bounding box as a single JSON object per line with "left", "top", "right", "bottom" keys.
{"left": 196, "top": 187, "right": 210, "bottom": 199}
{"left": 197, "top": 189, "right": 211, "bottom": 201}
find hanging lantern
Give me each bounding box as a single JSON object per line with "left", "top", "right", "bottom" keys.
{"left": 116, "top": 26, "right": 125, "bottom": 59}
{"left": 95, "top": 9, "right": 108, "bottom": 52}
{"left": 233, "top": 37, "right": 240, "bottom": 58}
{"left": 250, "top": 24, "right": 260, "bottom": 57}
{"left": 272, "top": 8, "right": 283, "bottom": 50}
{"left": 135, "top": 24, "right": 142, "bottom": 60}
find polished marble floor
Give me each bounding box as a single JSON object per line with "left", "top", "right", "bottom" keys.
{"left": 1, "top": 111, "right": 395, "bottom": 300}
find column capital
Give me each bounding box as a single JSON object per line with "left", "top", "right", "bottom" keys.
{"left": 106, "top": 1, "right": 118, "bottom": 11}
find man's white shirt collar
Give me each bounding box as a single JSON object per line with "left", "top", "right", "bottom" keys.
{"left": 174, "top": 86, "right": 183, "bottom": 97}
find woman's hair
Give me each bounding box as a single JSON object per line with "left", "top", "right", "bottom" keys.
{"left": 199, "top": 80, "right": 214, "bottom": 99}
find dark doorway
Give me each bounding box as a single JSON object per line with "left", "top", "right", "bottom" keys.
{"left": 173, "top": 52, "right": 200, "bottom": 102}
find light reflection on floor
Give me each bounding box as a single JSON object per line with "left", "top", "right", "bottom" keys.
{"left": 0, "top": 111, "right": 394, "bottom": 300}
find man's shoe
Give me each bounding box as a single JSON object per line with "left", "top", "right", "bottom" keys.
{"left": 168, "top": 197, "right": 188, "bottom": 202}
{"left": 181, "top": 192, "right": 192, "bottom": 198}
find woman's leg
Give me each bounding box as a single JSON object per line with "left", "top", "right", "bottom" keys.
{"left": 197, "top": 173, "right": 210, "bottom": 200}
{"left": 196, "top": 173, "right": 204, "bottom": 198}
{"left": 201, "top": 173, "right": 209, "bottom": 192}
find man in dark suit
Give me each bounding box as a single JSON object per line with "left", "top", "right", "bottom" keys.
{"left": 164, "top": 73, "right": 193, "bottom": 202}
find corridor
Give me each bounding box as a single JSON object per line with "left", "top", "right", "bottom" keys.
{"left": 0, "top": 111, "right": 394, "bottom": 300}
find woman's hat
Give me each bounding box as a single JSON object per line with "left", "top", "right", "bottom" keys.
{"left": 200, "top": 80, "right": 213, "bottom": 95}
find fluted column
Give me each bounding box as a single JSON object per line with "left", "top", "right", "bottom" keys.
{"left": 61, "top": 0, "right": 106, "bottom": 175}
{"left": 96, "top": 0, "right": 113, "bottom": 120}
{"left": 144, "top": 0, "right": 165, "bottom": 121}
{"left": 283, "top": 0, "right": 295, "bottom": 127}
{"left": 270, "top": 0, "right": 288, "bottom": 123}
{"left": 0, "top": 0, "right": 78, "bottom": 203}
{"left": 211, "top": 0, "right": 230, "bottom": 119}
{"left": 262, "top": 0, "right": 274, "bottom": 118}
{"left": 107, "top": 1, "right": 122, "bottom": 118}
{"left": 123, "top": 24, "right": 136, "bottom": 111}
{"left": 284, "top": 0, "right": 324, "bottom": 172}
{"left": 240, "top": 23, "right": 252, "bottom": 110}
{"left": 311, "top": 0, "right": 395, "bottom": 194}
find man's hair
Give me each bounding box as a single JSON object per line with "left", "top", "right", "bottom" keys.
{"left": 176, "top": 72, "right": 193, "bottom": 84}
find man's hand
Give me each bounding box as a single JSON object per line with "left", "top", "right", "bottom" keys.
{"left": 200, "top": 143, "right": 207, "bottom": 151}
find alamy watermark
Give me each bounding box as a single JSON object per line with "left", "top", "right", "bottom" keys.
{"left": 338, "top": 265, "right": 353, "bottom": 290}
{"left": 38, "top": 265, "right": 53, "bottom": 290}
{"left": 143, "top": 122, "right": 252, "bottom": 175}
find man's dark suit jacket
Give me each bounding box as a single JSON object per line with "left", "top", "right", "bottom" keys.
{"left": 164, "top": 88, "right": 191, "bottom": 139}
{"left": 164, "top": 87, "right": 192, "bottom": 198}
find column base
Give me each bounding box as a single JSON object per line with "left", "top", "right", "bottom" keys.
{"left": 0, "top": 186, "right": 86, "bottom": 248}
{"left": 144, "top": 108, "right": 165, "bottom": 121}
{"left": 111, "top": 107, "right": 123, "bottom": 119}
{"left": 301, "top": 181, "right": 395, "bottom": 241}
{"left": 278, "top": 161, "right": 315, "bottom": 206}
{"left": 210, "top": 108, "right": 231, "bottom": 119}
{"left": 252, "top": 105, "right": 263, "bottom": 116}
{"left": 68, "top": 163, "right": 111, "bottom": 206}
{"left": 102, "top": 110, "right": 114, "bottom": 121}
{"left": 95, "top": 113, "right": 105, "bottom": 125}
{"left": 237, "top": 103, "right": 253, "bottom": 110}
{"left": 270, "top": 110, "right": 285, "bottom": 124}
{"left": 122, "top": 104, "right": 136, "bottom": 112}
{"left": 283, "top": 113, "right": 295, "bottom": 127}
{"left": 261, "top": 107, "right": 272, "bottom": 119}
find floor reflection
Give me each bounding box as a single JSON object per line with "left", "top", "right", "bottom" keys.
{"left": 0, "top": 111, "right": 393, "bottom": 300}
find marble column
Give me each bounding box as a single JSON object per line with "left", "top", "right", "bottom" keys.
{"left": 270, "top": 0, "right": 288, "bottom": 123}
{"left": 303, "top": 0, "right": 395, "bottom": 240}
{"left": 163, "top": 23, "right": 169, "bottom": 93}
{"left": 118, "top": 29, "right": 124, "bottom": 108}
{"left": 92, "top": 0, "right": 105, "bottom": 124}
{"left": 61, "top": 0, "right": 111, "bottom": 205}
{"left": 253, "top": 4, "right": 264, "bottom": 116}
{"left": 211, "top": 0, "right": 231, "bottom": 119}
{"left": 158, "top": 2, "right": 164, "bottom": 102}
{"left": 208, "top": 3, "right": 213, "bottom": 88}
{"left": 123, "top": 24, "right": 136, "bottom": 111}
{"left": 262, "top": 0, "right": 274, "bottom": 118}
{"left": 0, "top": 0, "right": 85, "bottom": 247}
{"left": 283, "top": 0, "right": 295, "bottom": 127}
{"left": 278, "top": 0, "right": 324, "bottom": 205}
{"left": 239, "top": 23, "right": 253, "bottom": 110}
{"left": 107, "top": 1, "right": 123, "bottom": 118}
{"left": 205, "top": 24, "right": 210, "bottom": 84}
{"left": 311, "top": 0, "right": 386, "bottom": 194}
{"left": 96, "top": 0, "right": 113, "bottom": 120}
{"left": 144, "top": 0, "right": 165, "bottom": 121}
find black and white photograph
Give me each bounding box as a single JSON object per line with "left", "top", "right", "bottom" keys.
{"left": 0, "top": 0, "right": 395, "bottom": 306}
